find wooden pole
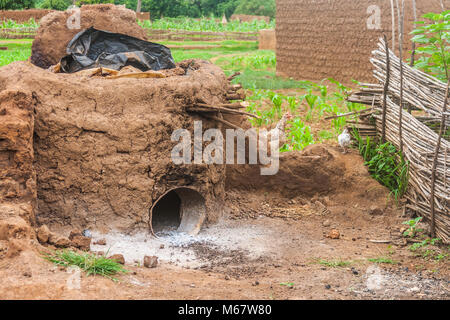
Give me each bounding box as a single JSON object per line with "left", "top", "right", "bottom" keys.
{"left": 390, "top": 0, "right": 396, "bottom": 52}
{"left": 382, "top": 35, "right": 391, "bottom": 143}
{"left": 408, "top": 0, "right": 417, "bottom": 114}
{"left": 409, "top": 0, "right": 417, "bottom": 69}
{"left": 136, "top": 0, "right": 142, "bottom": 13}
{"left": 397, "top": 0, "right": 405, "bottom": 154}
{"left": 430, "top": 80, "right": 450, "bottom": 238}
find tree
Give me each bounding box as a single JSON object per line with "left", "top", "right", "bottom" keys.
{"left": 39, "top": 0, "right": 72, "bottom": 10}
{"left": 234, "top": 0, "right": 275, "bottom": 19}
{"left": 136, "top": 0, "right": 141, "bottom": 12}
{"left": 75, "top": 0, "right": 114, "bottom": 5}
{"left": 0, "top": 0, "right": 36, "bottom": 10}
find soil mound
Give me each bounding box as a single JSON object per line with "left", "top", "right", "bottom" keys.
{"left": 31, "top": 4, "right": 148, "bottom": 69}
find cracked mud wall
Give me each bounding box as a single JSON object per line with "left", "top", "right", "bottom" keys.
{"left": 276, "top": 0, "right": 448, "bottom": 84}
{"left": 0, "top": 90, "right": 36, "bottom": 255}
{"left": 0, "top": 60, "right": 229, "bottom": 233}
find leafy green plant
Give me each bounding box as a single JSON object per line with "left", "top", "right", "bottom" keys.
{"left": 0, "top": 18, "right": 38, "bottom": 29}
{"left": 402, "top": 217, "right": 423, "bottom": 237}
{"left": 353, "top": 131, "right": 409, "bottom": 204}
{"left": 409, "top": 237, "right": 440, "bottom": 251}
{"left": 408, "top": 237, "right": 449, "bottom": 261}
{"left": 411, "top": 11, "right": 450, "bottom": 81}
{"left": 281, "top": 117, "right": 314, "bottom": 151}
{"left": 44, "top": 250, "right": 127, "bottom": 281}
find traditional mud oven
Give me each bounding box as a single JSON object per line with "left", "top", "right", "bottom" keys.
{"left": 0, "top": 59, "right": 239, "bottom": 236}
{"left": 0, "top": 5, "right": 246, "bottom": 238}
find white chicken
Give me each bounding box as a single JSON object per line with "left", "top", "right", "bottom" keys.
{"left": 259, "top": 112, "right": 293, "bottom": 152}
{"left": 338, "top": 128, "right": 351, "bottom": 153}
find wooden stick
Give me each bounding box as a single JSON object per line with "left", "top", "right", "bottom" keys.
{"left": 196, "top": 102, "right": 244, "bottom": 109}
{"left": 324, "top": 108, "right": 372, "bottom": 120}
{"left": 390, "top": 0, "right": 396, "bottom": 52}
{"left": 409, "top": 0, "right": 417, "bottom": 69}
{"left": 201, "top": 114, "right": 242, "bottom": 130}
{"left": 227, "top": 72, "right": 241, "bottom": 81}
{"left": 188, "top": 105, "right": 260, "bottom": 119}
{"left": 226, "top": 93, "right": 244, "bottom": 101}
{"left": 430, "top": 80, "right": 450, "bottom": 238}
{"left": 398, "top": 0, "right": 405, "bottom": 154}
{"left": 382, "top": 34, "right": 390, "bottom": 143}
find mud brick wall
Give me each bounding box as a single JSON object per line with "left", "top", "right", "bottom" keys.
{"left": 276, "top": 0, "right": 449, "bottom": 84}
{"left": 136, "top": 12, "right": 150, "bottom": 21}
{"left": 0, "top": 90, "right": 36, "bottom": 243}
{"left": 0, "top": 10, "right": 54, "bottom": 23}
{"left": 259, "top": 29, "right": 276, "bottom": 50}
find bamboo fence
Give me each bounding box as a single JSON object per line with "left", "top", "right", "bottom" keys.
{"left": 349, "top": 37, "right": 450, "bottom": 243}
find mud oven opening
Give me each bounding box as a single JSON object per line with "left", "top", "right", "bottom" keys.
{"left": 150, "top": 187, "right": 206, "bottom": 236}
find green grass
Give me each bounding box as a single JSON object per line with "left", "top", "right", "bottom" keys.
{"left": 368, "top": 257, "right": 398, "bottom": 264}
{"left": 317, "top": 259, "right": 352, "bottom": 268}
{"left": 0, "top": 41, "right": 32, "bottom": 67}
{"left": 44, "top": 250, "right": 127, "bottom": 281}
{"left": 232, "top": 69, "right": 308, "bottom": 90}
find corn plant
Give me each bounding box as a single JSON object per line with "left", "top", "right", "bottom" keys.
{"left": 281, "top": 117, "right": 314, "bottom": 151}
{"left": 139, "top": 17, "right": 275, "bottom": 33}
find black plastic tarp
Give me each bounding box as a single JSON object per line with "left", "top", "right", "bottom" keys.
{"left": 60, "top": 27, "right": 176, "bottom": 73}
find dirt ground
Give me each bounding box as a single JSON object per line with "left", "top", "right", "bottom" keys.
{"left": 0, "top": 146, "right": 448, "bottom": 300}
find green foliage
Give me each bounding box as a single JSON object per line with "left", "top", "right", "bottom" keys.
{"left": 1, "top": 19, "right": 38, "bottom": 29}
{"left": 228, "top": 51, "right": 276, "bottom": 70}
{"left": 411, "top": 10, "right": 449, "bottom": 81}
{"left": 38, "top": 0, "right": 72, "bottom": 10}
{"left": 282, "top": 117, "right": 314, "bottom": 151}
{"left": 402, "top": 217, "right": 423, "bottom": 237}
{"left": 139, "top": 16, "right": 274, "bottom": 32}
{"left": 0, "top": 0, "right": 36, "bottom": 10}
{"left": 234, "top": 0, "right": 275, "bottom": 19}
{"left": 408, "top": 237, "right": 449, "bottom": 262}
{"left": 76, "top": 0, "right": 113, "bottom": 5}
{"left": 353, "top": 132, "right": 409, "bottom": 203}
{"left": 0, "top": 41, "right": 32, "bottom": 67}
{"left": 114, "top": 0, "right": 240, "bottom": 19}
{"left": 44, "top": 250, "right": 127, "bottom": 280}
